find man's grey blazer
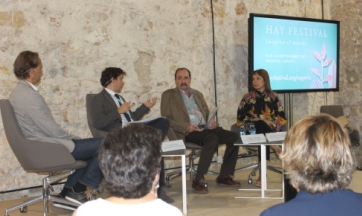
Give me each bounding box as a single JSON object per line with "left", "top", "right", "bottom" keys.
{"left": 9, "top": 80, "right": 79, "bottom": 152}
{"left": 89, "top": 89, "right": 150, "bottom": 133}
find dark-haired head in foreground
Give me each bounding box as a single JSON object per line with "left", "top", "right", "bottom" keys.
{"left": 99, "top": 124, "right": 162, "bottom": 198}
{"left": 281, "top": 114, "right": 356, "bottom": 193}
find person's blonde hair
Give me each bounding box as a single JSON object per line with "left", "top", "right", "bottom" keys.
{"left": 280, "top": 114, "right": 356, "bottom": 194}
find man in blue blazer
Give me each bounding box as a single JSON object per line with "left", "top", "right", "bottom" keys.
{"left": 89, "top": 67, "right": 172, "bottom": 203}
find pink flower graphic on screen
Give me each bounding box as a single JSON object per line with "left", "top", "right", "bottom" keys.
{"left": 310, "top": 79, "right": 323, "bottom": 89}
{"left": 310, "top": 44, "right": 336, "bottom": 88}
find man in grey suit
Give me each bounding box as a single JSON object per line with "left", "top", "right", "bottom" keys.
{"left": 161, "top": 67, "right": 240, "bottom": 194}
{"left": 89, "top": 67, "right": 173, "bottom": 203}
{"left": 9, "top": 51, "right": 103, "bottom": 209}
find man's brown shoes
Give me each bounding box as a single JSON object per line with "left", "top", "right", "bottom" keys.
{"left": 192, "top": 179, "right": 209, "bottom": 194}
{"left": 216, "top": 175, "right": 241, "bottom": 187}
{"left": 192, "top": 176, "right": 240, "bottom": 194}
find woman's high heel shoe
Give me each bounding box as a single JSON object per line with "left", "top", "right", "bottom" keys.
{"left": 256, "top": 179, "right": 261, "bottom": 187}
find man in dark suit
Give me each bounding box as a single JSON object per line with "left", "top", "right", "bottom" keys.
{"left": 89, "top": 67, "right": 173, "bottom": 203}
{"left": 161, "top": 67, "right": 240, "bottom": 194}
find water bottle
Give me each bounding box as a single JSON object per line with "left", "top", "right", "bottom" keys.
{"left": 249, "top": 123, "right": 256, "bottom": 135}
{"left": 239, "top": 125, "right": 246, "bottom": 136}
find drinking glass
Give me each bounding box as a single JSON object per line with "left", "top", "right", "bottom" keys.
{"left": 249, "top": 123, "right": 256, "bottom": 135}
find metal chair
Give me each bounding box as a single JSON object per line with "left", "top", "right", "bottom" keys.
{"left": 85, "top": 94, "right": 108, "bottom": 138}
{"left": 85, "top": 94, "right": 108, "bottom": 194}
{"left": 320, "top": 105, "right": 360, "bottom": 147}
{"left": 320, "top": 105, "right": 344, "bottom": 117}
{"left": 164, "top": 128, "right": 219, "bottom": 187}
{"left": 231, "top": 123, "right": 282, "bottom": 184}
{"left": 0, "top": 99, "right": 87, "bottom": 216}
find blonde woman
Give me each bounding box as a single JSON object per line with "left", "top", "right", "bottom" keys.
{"left": 261, "top": 115, "right": 362, "bottom": 216}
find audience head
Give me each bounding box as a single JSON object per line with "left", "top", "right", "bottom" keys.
{"left": 174, "top": 67, "right": 191, "bottom": 91}
{"left": 250, "top": 69, "right": 271, "bottom": 93}
{"left": 281, "top": 114, "right": 356, "bottom": 194}
{"left": 100, "top": 67, "right": 126, "bottom": 90}
{"left": 13, "top": 51, "right": 42, "bottom": 81}
{"left": 99, "top": 124, "right": 162, "bottom": 199}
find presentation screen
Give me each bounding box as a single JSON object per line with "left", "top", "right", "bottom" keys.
{"left": 249, "top": 13, "right": 340, "bottom": 93}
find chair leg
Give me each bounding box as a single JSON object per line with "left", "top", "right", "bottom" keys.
{"left": 188, "top": 150, "right": 198, "bottom": 181}
{"left": 165, "top": 149, "right": 203, "bottom": 186}
{"left": 234, "top": 163, "right": 259, "bottom": 173}
{"left": 5, "top": 196, "right": 43, "bottom": 216}
{"left": 247, "top": 165, "right": 260, "bottom": 184}
{"left": 165, "top": 151, "right": 196, "bottom": 186}
{"left": 165, "top": 170, "right": 184, "bottom": 186}
{"left": 206, "top": 170, "right": 220, "bottom": 175}
{"left": 43, "top": 176, "right": 50, "bottom": 215}
{"left": 4, "top": 170, "right": 76, "bottom": 216}
{"left": 267, "top": 165, "right": 282, "bottom": 174}
{"left": 165, "top": 149, "right": 222, "bottom": 187}
{"left": 49, "top": 196, "right": 81, "bottom": 206}
{"left": 242, "top": 163, "right": 283, "bottom": 185}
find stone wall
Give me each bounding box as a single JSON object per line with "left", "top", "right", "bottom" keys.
{"left": 0, "top": 0, "right": 360, "bottom": 200}
{"left": 332, "top": 0, "right": 362, "bottom": 117}
{"left": 329, "top": 0, "right": 362, "bottom": 169}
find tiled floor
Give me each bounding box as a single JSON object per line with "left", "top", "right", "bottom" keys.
{"left": 1, "top": 161, "right": 362, "bottom": 216}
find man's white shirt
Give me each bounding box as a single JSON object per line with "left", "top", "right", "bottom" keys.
{"left": 104, "top": 88, "right": 132, "bottom": 128}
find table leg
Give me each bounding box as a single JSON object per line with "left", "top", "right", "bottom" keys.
{"left": 234, "top": 143, "right": 284, "bottom": 199}
{"left": 181, "top": 155, "right": 187, "bottom": 214}
{"left": 260, "top": 145, "right": 266, "bottom": 198}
